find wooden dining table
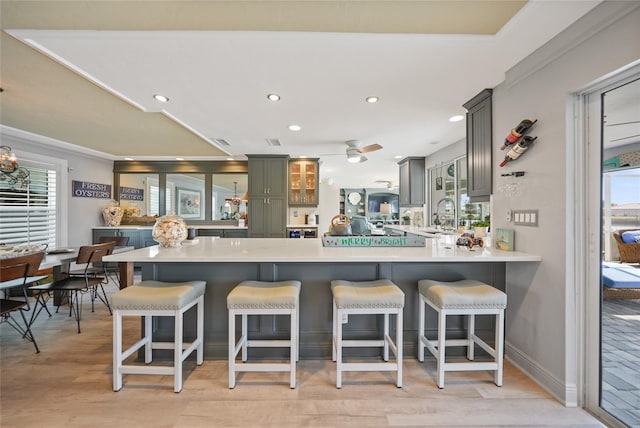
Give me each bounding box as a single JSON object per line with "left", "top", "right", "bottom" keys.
{"left": 40, "top": 246, "right": 134, "bottom": 289}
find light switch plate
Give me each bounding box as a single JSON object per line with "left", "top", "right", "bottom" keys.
{"left": 513, "top": 209, "right": 539, "bottom": 226}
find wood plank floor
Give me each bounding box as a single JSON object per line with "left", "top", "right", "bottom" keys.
{"left": 1, "top": 281, "right": 605, "bottom": 427}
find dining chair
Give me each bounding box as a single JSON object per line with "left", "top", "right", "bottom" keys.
{"left": 0, "top": 251, "right": 47, "bottom": 353}
{"left": 29, "top": 241, "right": 115, "bottom": 334}
{"left": 96, "top": 235, "right": 130, "bottom": 285}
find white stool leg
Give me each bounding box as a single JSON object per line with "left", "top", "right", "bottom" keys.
{"left": 241, "top": 313, "right": 248, "bottom": 362}
{"left": 332, "top": 299, "right": 337, "bottom": 362}
{"left": 228, "top": 310, "right": 236, "bottom": 389}
{"left": 113, "top": 310, "right": 122, "bottom": 391}
{"left": 174, "top": 309, "right": 183, "bottom": 393}
{"left": 290, "top": 308, "right": 297, "bottom": 388}
{"left": 467, "top": 313, "right": 475, "bottom": 361}
{"left": 197, "top": 296, "right": 204, "bottom": 365}
{"left": 296, "top": 303, "right": 300, "bottom": 362}
{"left": 418, "top": 294, "right": 425, "bottom": 362}
{"left": 144, "top": 315, "right": 153, "bottom": 364}
{"left": 336, "top": 307, "right": 343, "bottom": 389}
{"left": 383, "top": 313, "right": 390, "bottom": 361}
{"left": 437, "top": 309, "right": 446, "bottom": 389}
{"left": 495, "top": 310, "right": 505, "bottom": 386}
{"left": 396, "top": 308, "right": 403, "bottom": 388}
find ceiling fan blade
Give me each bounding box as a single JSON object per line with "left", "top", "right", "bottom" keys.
{"left": 360, "top": 143, "right": 383, "bottom": 153}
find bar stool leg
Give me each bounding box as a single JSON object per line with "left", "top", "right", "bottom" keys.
{"left": 396, "top": 308, "right": 403, "bottom": 388}
{"left": 241, "top": 313, "right": 248, "bottom": 362}
{"left": 495, "top": 310, "right": 505, "bottom": 386}
{"left": 229, "top": 310, "right": 236, "bottom": 389}
{"left": 197, "top": 296, "right": 204, "bottom": 365}
{"left": 174, "top": 309, "right": 183, "bottom": 393}
{"left": 467, "top": 314, "right": 475, "bottom": 360}
{"left": 418, "top": 294, "right": 425, "bottom": 362}
{"left": 383, "top": 313, "right": 389, "bottom": 361}
{"left": 336, "top": 306, "right": 343, "bottom": 389}
{"left": 332, "top": 299, "right": 337, "bottom": 362}
{"left": 437, "top": 309, "right": 446, "bottom": 389}
{"left": 113, "top": 310, "right": 122, "bottom": 391}
{"left": 290, "top": 309, "right": 297, "bottom": 388}
{"left": 144, "top": 315, "right": 153, "bottom": 363}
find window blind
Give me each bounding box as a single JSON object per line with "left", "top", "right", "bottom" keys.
{"left": 0, "top": 166, "right": 57, "bottom": 247}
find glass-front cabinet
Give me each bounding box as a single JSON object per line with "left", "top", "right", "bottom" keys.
{"left": 289, "top": 158, "right": 318, "bottom": 206}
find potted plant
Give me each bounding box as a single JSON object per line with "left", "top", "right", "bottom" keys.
{"left": 471, "top": 219, "right": 490, "bottom": 238}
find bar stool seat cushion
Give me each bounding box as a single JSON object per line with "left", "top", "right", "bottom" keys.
{"left": 227, "top": 280, "right": 301, "bottom": 309}
{"left": 418, "top": 279, "right": 506, "bottom": 309}
{"left": 112, "top": 280, "right": 206, "bottom": 310}
{"left": 331, "top": 279, "right": 404, "bottom": 309}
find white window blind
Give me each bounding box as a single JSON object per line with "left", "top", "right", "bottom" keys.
{"left": 0, "top": 165, "right": 57, "bottom": 247}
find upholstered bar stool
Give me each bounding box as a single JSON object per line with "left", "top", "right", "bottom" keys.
{"left": 417, "top": 279, "right": 506, "bottom": 388}
{"left": 112, "top": 280, "right": 206, "bottom": 393}
{"left": 331, "top": 279, "right": 404, "bottom": 388}
{"left": 227, "top": 280, "right": 301, "bottom": 389}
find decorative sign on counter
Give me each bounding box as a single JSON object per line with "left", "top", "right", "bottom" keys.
{"left": 323, "top": 235, "right": 425, "bottom": 247}
{"left": 72, "top": 180, "right": 111, "bottom": 199}
{"left": 119, "top": 186, "right": 144, "bottom": 201}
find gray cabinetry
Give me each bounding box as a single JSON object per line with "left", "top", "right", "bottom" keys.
{"left": 197, "top": 228, "right": 248, "bottom": 238}
{"left": 398, "top": 157, "right": 425, "bottom": 207}
{"left": 248, "top": 155, "right": 288, "bottom": 238}
{"left": 92, "top": 228, "right": 154, "bottom": 249}
{"left": 463, "top": 89, "right": 493, "bottom": 202}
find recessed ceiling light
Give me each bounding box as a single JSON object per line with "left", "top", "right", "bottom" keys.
{"left": 449, "top": 115, "right": 464, "bottom": 122}
{"left": 176, "top": 157, "right": 184, "bottom": 161}
{"left": 267, "top": 93, "right": 281, "bottom": 101}
{"left": 366, "top": 96, "right": 379, "bottom": 103}
{"left": 394, "top": 155, "right": 403, "bottom": 159}
{"left": 153, "top": 94, "right": 170, "bottom": 103}
{"left": 124, "top": 157, "right": 134, "bottom": 161}
{"left": 288, "top": 124, "right": 301, "bottom": 131}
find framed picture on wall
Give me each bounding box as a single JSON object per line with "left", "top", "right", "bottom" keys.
{"left": 177, "top": 188, "right": 201, "bottom": 219}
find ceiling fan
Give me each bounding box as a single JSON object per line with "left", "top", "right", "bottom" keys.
{"left": 323, "top": 140, "right": 383, "bottom": 163}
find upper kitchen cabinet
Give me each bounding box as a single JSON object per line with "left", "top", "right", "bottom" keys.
{"left": 247, "top": 155, "right": 288, "bottom": 238}
{"left": 398, "top": 157, "right": 425, "bottom": 207}
{"left": 463, "top": 89, "right": 493, "bottom": 202}
{"left": 289, "top": 158, "right": 319, "bottom": 206}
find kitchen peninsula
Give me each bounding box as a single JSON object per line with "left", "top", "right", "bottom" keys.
{"left": 105, "top": 237, "right": 540, "bottom": 359}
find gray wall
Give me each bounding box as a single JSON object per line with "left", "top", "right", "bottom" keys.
{"left": 491, "top": 2, "right": 640, "bottom": 403}
{"left": 6, "top": 130, "right": 114, "bottom": 247}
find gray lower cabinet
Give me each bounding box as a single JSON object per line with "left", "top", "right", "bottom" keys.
{"left": 92, "top": 228, "right": 154, "bottom": 249}
{"left": 248, "top": 155, "right": 288, "bottom": 238}
{"left": 463, "top": 89, "right": 493, "bottom": 202}
{"left": 398, "top": 157, "right": 425, "bottom": 207}
{"left": 197, "top": 229, "right": 248, "bottom": 238}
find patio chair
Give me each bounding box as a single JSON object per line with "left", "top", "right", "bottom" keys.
{"left": 613, "top": 229, "right": 640, "bottom": 263}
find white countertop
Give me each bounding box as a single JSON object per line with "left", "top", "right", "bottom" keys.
{"left": 93, "top": 225, "right": 248, "bottom": 230}
{"left": 104, "top": 236, "right": 541, "bottom": 264}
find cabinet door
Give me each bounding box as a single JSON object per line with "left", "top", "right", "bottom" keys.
{"left": 399, "top": 161, "right": 410, "bottom": 206}
{"left": 248, "top": 199, "right": 268, "bottom": 237}
{"left": 463, "top": 89, "right": 493, "bottom": 202}
{"left": 265, "top": 197, "right": 287, "bottom": 237}
{"left": 248, "top": 158, "right": 268, "bottom": 195}
{"left": 409, "top": 159, "right": 425, "bottom": 205}
{"left": 265, "top": 157, "right": 288, "bottom": 196}
{"left": 289, "top": 159, "right": 318, "bottom": 206}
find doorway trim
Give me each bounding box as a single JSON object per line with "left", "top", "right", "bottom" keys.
{"left": 570, "top": 60, "right": 640, "bottom": 424}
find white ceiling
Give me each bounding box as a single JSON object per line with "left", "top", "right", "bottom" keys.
{"left": 1, "top": 1, "right": 605, "bottom": 188}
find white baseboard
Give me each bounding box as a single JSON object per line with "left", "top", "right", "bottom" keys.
{"left": 506, "top": 340, "right": 578, "bottom": 407}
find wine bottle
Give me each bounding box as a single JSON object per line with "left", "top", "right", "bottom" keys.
{"left": 500, "top": 135, "right": 537, "bottom": 167}
{"left": 501, "top": 119, "right": 537, "bottom": 150}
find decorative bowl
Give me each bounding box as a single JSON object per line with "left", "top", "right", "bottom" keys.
{"left": 152, "top": 214, "right": 188, "bottom": 247}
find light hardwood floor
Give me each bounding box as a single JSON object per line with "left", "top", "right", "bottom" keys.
{"left": 1, "top": 283, "right": 605, "bottom": 428}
